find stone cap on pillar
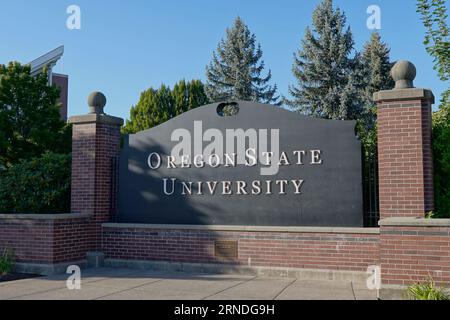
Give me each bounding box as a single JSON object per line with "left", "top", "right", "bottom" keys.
{"left": 69, "top": 91, "right": 124, "bottom": 125}
{"left": 373, "top": 60, "right": 435, "bottom": 104}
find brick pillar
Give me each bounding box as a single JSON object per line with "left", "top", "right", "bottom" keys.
{"left": 374, "top": 61, "right": 435, "bottom": 219}
{"left": 69, "top": 92, "right": 123, "bottom": 250}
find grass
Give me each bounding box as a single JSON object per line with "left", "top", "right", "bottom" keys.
{"left": 407, "top": 279, "right": 449, "bottom": 300}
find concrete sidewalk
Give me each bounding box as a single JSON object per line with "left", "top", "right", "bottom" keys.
{"left": 0, "top": 268, "right": 377, "bottom": 300}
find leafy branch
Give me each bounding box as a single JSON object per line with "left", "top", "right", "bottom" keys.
{"left": 417, "top": 0, "right": 450, "bottom": 82}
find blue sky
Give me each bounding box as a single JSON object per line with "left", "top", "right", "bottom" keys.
{"left": 0, "top": 0, "right": 447, "bottom": 120}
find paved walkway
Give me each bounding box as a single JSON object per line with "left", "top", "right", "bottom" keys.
{"left": 0, "top": 268, "right": 377, "bottom": 300}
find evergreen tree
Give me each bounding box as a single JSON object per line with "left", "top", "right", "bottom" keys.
{"left": 205, "top": 17, "right": 279, "bottom": 104}
{"left": 358, "top": 32, "right": 395, "bottom": 151}
{"left": 173, "top": 79, "right": 209, "bottom": 115}
{"left": 287, "top": 0, "right": 358, "bottom": 119}
{"left": 123, "top": 80, "right": 208, "bottom": 134}
{"left": 362, "top": 32, "right": 394, "bottom": 97}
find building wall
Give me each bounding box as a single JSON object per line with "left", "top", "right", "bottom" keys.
{"left": 52, "top": 73, "right": 68, "bottom": 121}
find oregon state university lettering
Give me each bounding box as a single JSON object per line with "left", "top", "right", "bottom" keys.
{"left": 148, "top": 149, "right": 324, "bottom": 196}
{"left": 117, "top": 101, "right": 363, "bottom": 227}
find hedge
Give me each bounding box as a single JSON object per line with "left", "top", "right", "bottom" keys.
{"left": 432, "top": 105, "right": 450, "bottom": 218}
{"left": 0, "top": 152, "right": 71, "bottom": 214}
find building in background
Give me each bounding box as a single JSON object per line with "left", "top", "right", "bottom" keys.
{"left": 29, "top": 46, "right": 68, "bottom": 120}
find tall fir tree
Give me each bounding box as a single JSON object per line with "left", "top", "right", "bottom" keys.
{"left": 358, "top": 32, "right": 395, "bottom": 151}
{"left": 205, "top": 17, "right": 279, "bottom": 104}
{"left": 287, "top": 0, "right": 359, "bottom": 120}
{"left": 362, "top": 32, "right": 394, "bottom": 98}
{"left": 123, "top": 80, "right": 208, "bottom": 134}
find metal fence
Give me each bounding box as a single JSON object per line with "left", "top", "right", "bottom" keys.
{"left": 362, "top": 149, "right": 380, "bottom": 227}
{"left": 110, "top": 156, "right": 120, "bottom": 223}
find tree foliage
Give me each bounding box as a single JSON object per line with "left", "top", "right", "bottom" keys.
{"left": 288, "top": 1, "right": 394, "bottom": 155}
{"left": 361, "top": 33, "right": 395, "bottom": 102}
{"left": 0, "top": 152, "right": 71, "bottom": 214}
{"left": 287, "top": 0, "right": 360, "bottom": 120}
{"left": 432, "top": 105, "right": 450, "bottom": 217}
{"left": 0, "top": 62, "right": 71, "bottom": 169}
{"left": 358, "top": 32, "right": 395, "bottom": 153}
{"left": 122, "top": 79, "right": 208, "bottom": 134}
{"left": 206, "top": 17, "right": 279, "bottom": 105}
{"left": 417, "top": 0, "right": 450, "bottom": 217}
{"left": 417, "top": 0, "right": 450, "bottom": 83}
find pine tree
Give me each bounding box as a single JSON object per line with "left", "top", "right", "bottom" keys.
{"left": 287, "top": 0, "right": 358, "bottom": 120}
{"left": 362, "top": 33, "right": 394, "bottom": 96}
{"left": 205, "top": 17, "right": 279, "bottom": 104}
{"left": 123, "top": 80, "right": 208, "bottom": 134}
{"left": 357, "top": 32, "right": 394, "bottom": 152}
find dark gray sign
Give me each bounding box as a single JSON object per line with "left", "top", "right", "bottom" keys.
{"left": 117, "top": 101, "right": 363, "bottom": 227}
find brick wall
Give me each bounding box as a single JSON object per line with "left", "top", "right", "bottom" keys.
{"left": 0, "top": 214, "right": 91, "bottom": 264}
{"left": 70, "top": 116, "right": 122, "bottom": 250}
{"left": 380, "top": 218, "right": 450, "bottom": 286}
{"left": 377, "top": 100, "right": 434, "bottom": 218}
{"left": 52, "top": 217, "right": 92, "bottom": 263}
{"left": 71, "top": 122, "right": 96, "bottom": 215}
{"left": 102, "top": 225, "right": 380, "bottom": 272}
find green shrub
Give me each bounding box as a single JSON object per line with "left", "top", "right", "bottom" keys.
{"left": 0, "top": 249, "right": 15, "bottom": 275}
{"left": 0, "top": 152, "right": 71, "bottom": 214}
{"left": 407, "top": 280, "right": 449, "bottom": 300}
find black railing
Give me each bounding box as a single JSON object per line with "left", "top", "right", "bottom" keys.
{"left": 362, "top": 149, "right": 380, "bottom": 227}
{"left": 110, "top": 156, "right": 120, "bottom": 222}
